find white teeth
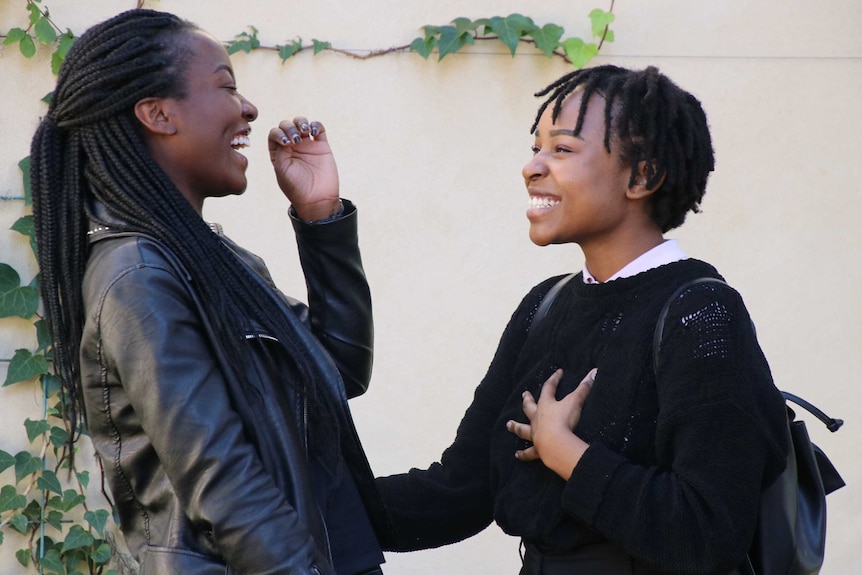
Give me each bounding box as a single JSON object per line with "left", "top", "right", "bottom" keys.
{"left": 529, "top": 196, "right": 561, "bottom": 209}
{"left": 231, "top": 135, "right": 250, "bottom": 148}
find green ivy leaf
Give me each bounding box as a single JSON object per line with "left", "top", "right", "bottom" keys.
{"left": 39, "top": 549, "right": 66, "bottom": 575}
{"left": 436, "top": 26, "right": 467, "bottom": 61}
{"left": 562, "top": 37, "right": 599, "bottom": 70}
{"left": 67, "top": 549, "right": 90, "bottom": 572}
{"left": 0, "top": 450, "right": 15, "bottom": 473}
{"left": 276, "top": 39, "right": 303, "bottom": 63}
{"left": 26, "top": 3, "right": 41, "bottom": 25}
{"left": 34, "top": 318, "right": 51, "bottom": 354}
{"left": 409, "top": 36, "right": 436, "bottom": 59}
{"left": 4, "top": 28, "right": 27, "bottom": 45}
{"left": 10, "top": 512, "right": 30, "bottom": 534}
{"left": 421, "top": 25, "right": 442, "bottom": 39}
{"left": 46, "top": 509, "right": 64, "bottom": 530}
{"left": 12, "top": 214, "right": 36, "bottom": 258}
{"left": 35, "top": 16, "right": 57, "bottom": 44}
{"left": 227, "top": 26, "right": 260, "bottom": 55}
{"left": 17, "top": 546, "right": 31, "bottom": 567}
{"left": 0, "top": 484, "right": 27, "bottom": 512}
{"left": 450, "top": 17, "right": 478, "bottom": 36}
{"left": 0, "top": 264, "right": 39, "bottom": 319}
{"left": 531, "top": 23, "right": 564, "bottom": 57}
{"left": 25, "top": 417, "right": 51, "bottom": 443}
{"left": 18, "top": 156, "right": 32, "bottom": 206}
{"left": 85, "top": 508, "right": 109, "bottom": 536}
{"left": 508, "top": 13, "right": 539, "bottom": 35}
{"left": 48, "top": 489, "right": 86, "bottom": 512}
{"left": 589, "top": 9, "right": 615, "bottom": 38}
{"left": 51, "top": 30, "right": 76, "bottom": 75}
{"left": 603, "top": 29, "right": 615, "bottom": 43}
{"left": 76, "top": 470, "right": 89, "bottom": 490}
{"left": 91, "top": 542, "right": 112, "bottom": 564}
{"left": 311, "top": 39, "right": 330, "bottom": 54}
{"left": 4, "top": 349, "right": 50, "bottom": 387}
{"left": 43, "top": 372, "right": 62, "bottom": 398}
{"left": 14, "top": 451, "right": 41, "bottom": 483}
{"left": 50, "top": 425, "right": 69, "bottom": 449}
{"left": 56, "top": 30, "right": 75, "bottom": 57}
{"left": 19, "top": 34, "right": 37, "bottom": 59}
{"left": 23, "top": 497, "right": 42, "bottom": 520}
{"left": 486, "top": 14, "right": 535, "bottom": 56}
{"left": 61, "top": 525, "right": 95, "bottom": 553}
{"left": 38, "top": 470, "right": 63, "bottom": 495}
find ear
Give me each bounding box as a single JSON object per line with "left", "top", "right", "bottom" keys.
{"left": 626, "top": 160, "right": 665, "bottom": 200}
{"left": 134, "top": 97, "right": 178, "bottom": 136}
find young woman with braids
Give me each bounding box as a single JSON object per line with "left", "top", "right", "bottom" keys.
{"left": 30, "top": 9, "right": 394, "bottom": 575}
{"left": 376, "top": 65, "right": 789, "bottom": 574}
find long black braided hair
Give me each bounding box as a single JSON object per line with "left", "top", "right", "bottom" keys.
{"left": 531, "top": 64, "right": 715, "bottom": 233}
{"left": 30, "top": 9, "right": 340, "bottom": 466}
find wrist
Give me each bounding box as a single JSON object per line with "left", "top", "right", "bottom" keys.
{"left": 546, "top": 434, "right": 588, "bottom": 480}
{"left": 294, "top": 198, "right": 343, "bottom": 223}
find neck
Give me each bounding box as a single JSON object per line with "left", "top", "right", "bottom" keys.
{"left": 581, "top": 227, "right": 665, "bottom": 283}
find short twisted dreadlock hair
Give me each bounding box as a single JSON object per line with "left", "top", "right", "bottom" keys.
{"left": 531, "top": 65, "right": 715, "bottom": 233}
{"left": 30, "top": 9, "right": 339, "bottom": 459}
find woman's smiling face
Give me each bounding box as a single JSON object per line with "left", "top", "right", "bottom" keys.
{"left": 141, "top": 29, "right": 259, "bottom": 213}
{"left": 522, "top": 91, "right": 635, "bottom": 249}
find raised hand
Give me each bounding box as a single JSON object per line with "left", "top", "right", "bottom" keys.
{"left": 268, "top": 116, "right": 341, "bottom": 222}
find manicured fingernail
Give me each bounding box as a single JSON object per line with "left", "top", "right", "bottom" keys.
{"left": 281, "top": 136, "right": 290, "bottom": 144}
{"left": 311, "top": 126, "right": 319, "bottom": 136}
{"left": 300, "top": 123, "right": 309, "bottom": 132}
{"left": 292, "top": 134, "right": 302, "bottom": 144}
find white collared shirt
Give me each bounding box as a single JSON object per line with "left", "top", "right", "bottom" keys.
{"left": 582, "top": 239, "right": 688, "bottom": 284}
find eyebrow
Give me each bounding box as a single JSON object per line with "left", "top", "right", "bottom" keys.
{"left": 535, "top": 129, "right": 583, "bottom": 140}
{"left": 215, "top": 63, "right": 235, "bottom": 80}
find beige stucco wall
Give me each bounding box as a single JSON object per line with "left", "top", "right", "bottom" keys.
{"left": 1, "top": 1, "right": 859, "bottom": 573}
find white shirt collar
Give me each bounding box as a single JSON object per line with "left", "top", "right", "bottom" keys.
{"left": 582, "top": 239, "right": 688, "bottom": 284}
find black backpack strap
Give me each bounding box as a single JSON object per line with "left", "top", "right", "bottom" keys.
{"left": 782, "top": 392, "right": 844, "bottom": 432}
{"left": 530, "top": 273, "right": 577, "bottom": 332}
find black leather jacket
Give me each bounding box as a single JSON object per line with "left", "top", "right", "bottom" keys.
{"left": 79, "top": 200, "right": 393, "bottom": 574}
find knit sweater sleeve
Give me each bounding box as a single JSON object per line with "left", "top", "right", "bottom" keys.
{"left": 560, "top": 281, "right": 788, "bottom": 574}
{"left": 375, "top": 277, "right": 562, "bottom": 552}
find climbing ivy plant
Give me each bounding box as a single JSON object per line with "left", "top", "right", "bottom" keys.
{"left": 0, "top": 1, "right": 615, "bottom": 573}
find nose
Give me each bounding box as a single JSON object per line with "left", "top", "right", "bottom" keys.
{"left": 522, "top": 152, "right": 548, "bottom": 183}
{"left": 242, "top": 96, "right": 258, "bottom": 122}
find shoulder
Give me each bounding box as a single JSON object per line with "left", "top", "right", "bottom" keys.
{"left": 663, "top": 274, "right": 749, "bottom": 335}
{"left": 526, "top": 273, "right": 578, "bottom": 313}
{"left": 84, "top": 236, "right": 192, "bottom": 312}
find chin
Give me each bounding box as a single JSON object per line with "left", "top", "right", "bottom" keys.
{"left": 528, "top": 230, "right": 552, "bottom": 247}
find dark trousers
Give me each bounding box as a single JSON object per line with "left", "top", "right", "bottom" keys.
{"left": 519, "top": 541, "right": 660, "bottom": 575}
{"left": 519, "top": 541, "right": 745, "bottom": 575}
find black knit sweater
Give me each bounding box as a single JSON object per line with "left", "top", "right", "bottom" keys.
{"left": 377, "top": 259, "right": 788, "bottom": 574}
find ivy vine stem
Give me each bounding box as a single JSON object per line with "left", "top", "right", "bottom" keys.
{"left": 597, "top": 0, "right": 615, "bottom": 51}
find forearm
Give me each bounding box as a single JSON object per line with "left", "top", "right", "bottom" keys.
{"left": 291, "top": 199, "right": 373, "bottom": 397}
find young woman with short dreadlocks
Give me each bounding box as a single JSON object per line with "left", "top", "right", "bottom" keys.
{"left": 30, "top": 9, "right": 395, "bottom": 575}
{"left": 375, "top": 65, "right": 788, "bottom": 574}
